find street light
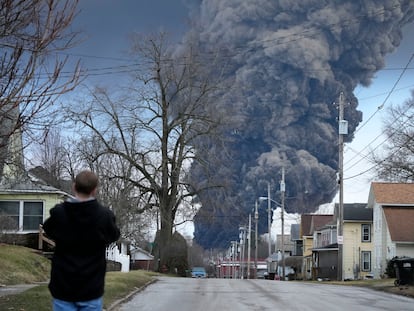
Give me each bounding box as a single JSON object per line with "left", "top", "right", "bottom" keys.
{"left": 258, "top": 182, "right": 273, "bottom": 258}
{"left": 254, "top": 200, "right": 258, "bottom": 279}
{"left": 259, "top": 174, "right": 286, "bottom": 281}
{"left": 280, "top": 168, "right": 286, "bottom": 281}
{"left": 258, "top": 196, "right": 280, "bottom": 256}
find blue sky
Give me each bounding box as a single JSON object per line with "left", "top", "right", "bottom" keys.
{"left": 70, "top": 0, "right": 190, "bottom": 88}
{"left": 341, "top": 24, "right": 414, "bottom": 203}
{"left": 69, "top": 1, "right": 414, "bottom": 205}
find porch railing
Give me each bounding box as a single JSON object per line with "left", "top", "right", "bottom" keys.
{"left": 38, "top": 224, "right": 55, "bottom": 250}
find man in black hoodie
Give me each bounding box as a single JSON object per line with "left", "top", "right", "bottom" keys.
{"left": 43, "top": 170, "right": 120, "bottom": 311}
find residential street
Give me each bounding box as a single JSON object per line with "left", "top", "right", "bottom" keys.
{"left": 117, "top": 277, "right": 413, "bottom": 311}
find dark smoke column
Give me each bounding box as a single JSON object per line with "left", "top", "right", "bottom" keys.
{"left": 182, "top": 0, "right": 414, "bottom": 249}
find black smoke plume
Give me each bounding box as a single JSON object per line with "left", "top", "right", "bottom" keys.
{"left": 179, "top": 0, "right": 414, "bottom": 249}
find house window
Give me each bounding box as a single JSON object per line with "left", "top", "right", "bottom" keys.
{"left": 23, "top": 202, "right": 44, "bottom": 231}
{"left": 361, "top": 251, "right": 371, "bottom": 271}
{"left": 0, "top": 201, "right": 20, "bottom": 231}
{"left": 0, "top": 201, "right": 44, "bottom": 232}
{"left": 361, "top": 224, "right": 371, "bottom": 242}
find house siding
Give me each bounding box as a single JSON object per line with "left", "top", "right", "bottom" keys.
{"left": 373, "top": 202, "right": 384, "bottom": 278}
{"left": 0, "top": 192, "right": 64, "bottom": 224}
{"left": 396, "top": 244, "right": 414, "bottom": 257}
{"left": 373, "top": 203, "right": 411, "bottom": 278}
{"left": 343, "top": 223, "right": 373, "bottom": 280}
{"left": 0, "top": 192, "right": 65, "bottom": 248}
{"left": 302, "top": 236, "right": 313, "bottom": 280}
{"left": 303, "top": 236, "right": 313, "bottom": 257}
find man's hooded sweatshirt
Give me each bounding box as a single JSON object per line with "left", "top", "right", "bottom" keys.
{"left": 43, "top": 199, "right": 120, "bottom": 302}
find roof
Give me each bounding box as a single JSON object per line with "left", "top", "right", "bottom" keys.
{"left": 130, "top": 246, "right": 154, "bottom": 260}
{"left": 370, "top": 183, "right": 414, "bottom": 205}
{"left": 310, "top": 215, "right": 333, "bottom": 233}
{"left": 0, "top": 172, "right": 69, "bottom": 196}
{"left": 343, "top": 205, "right": 372, "bottom": 222}
{"left": 301, "top": 214, "right": 333, "bottom": 236}
{"left": 300, "top": 214, "right": 312, "bottom": 237}
{"left": 383, "top": 207, "right": 414, "bottom": 243}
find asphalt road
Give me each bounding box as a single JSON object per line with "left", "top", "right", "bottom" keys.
{"left": 118, "top": 277, "right": 414, "bottom": 311}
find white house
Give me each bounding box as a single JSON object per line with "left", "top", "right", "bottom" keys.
{"left": 367, "top": 182, "right": 414, "bottom": 278}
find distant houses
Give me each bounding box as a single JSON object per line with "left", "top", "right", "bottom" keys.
{"left": 1, "top": 128, "right": 413, "bottom": 279}
{"left": 310, "top": 204, "right": 373, "bottom": 281}
{"left": 298, "top": 182, "right": 414, "bottom": 281}
{"left": 216, "top": 182, "right": 414, "bottom": 281}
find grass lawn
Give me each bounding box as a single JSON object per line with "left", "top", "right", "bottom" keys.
{"left": 0, "top": 270, "right": 158, "bottom": 311}
{"left": 0, "top": 244, "right": 50, "bottom": 285}
{"left": 0, "top": 244, "right": 158, "bottom": 310}
{"left": 0, "top": 285, "right": 52, "bottom": 311}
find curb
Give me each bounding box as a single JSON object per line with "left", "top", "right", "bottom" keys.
{"left": 106, "top": 279, "right": 157, "bottom": 311}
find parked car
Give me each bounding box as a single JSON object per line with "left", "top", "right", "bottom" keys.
{"left": 191, "top": 267, "right": 207, "bottom": 278}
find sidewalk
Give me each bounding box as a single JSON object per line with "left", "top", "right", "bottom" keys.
{"left": 0, "top": 284, "right": 39, "bottom": 297}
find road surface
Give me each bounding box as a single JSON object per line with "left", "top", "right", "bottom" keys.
{"left": 118, "top": 277, "right": 413, "bottom": 311}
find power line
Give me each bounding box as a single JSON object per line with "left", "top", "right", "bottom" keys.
{"left": 19, "top": 3, "right": 408, "bottom": 79}
{"left": 352, "top": 53, "right": 414, "bottom": 136}
{"left": 357, "top": 83, "right": 414, "bottom": 101}
{"left": 344, "top": 54, "right": 414, "bottom": 170}
{"left": 344, "top": 134, "right": 414, "bottom": 180}
{"left": 344, "top": 91, "right": 414, "bottom": 179}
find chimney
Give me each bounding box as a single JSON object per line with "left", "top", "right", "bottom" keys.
{"left": 2, "top": 127, "right": 25, "bottom": 182}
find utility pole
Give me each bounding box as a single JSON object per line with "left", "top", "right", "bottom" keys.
{"left": 280, "top": 167, "right": 286, "bottom": 280}
{"left": 247, "top": 214, "right": 251, "bottom": 279}
{"left": 231, "top": 241, "right": 238, "bottom": 279}
{"left": 267, "top": 182, "right": 272, "bottom": 258}
{"left": 254, "top": 200, "right": 258, "bottom": 279}
{"left": 337, "top": 92, "right": 347, "bottom": 281}
{"left": 239, "top": 226, "right": 245, "bottom": 279}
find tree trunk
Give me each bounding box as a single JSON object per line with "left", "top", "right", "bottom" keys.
{"left": 154, "top": 203, "right": 173, "bottom": 272}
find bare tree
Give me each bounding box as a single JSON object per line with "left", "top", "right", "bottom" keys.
{"left": 77, "top": 138, "right": 154, "bottom": 245}
{"left": 63, "top": 34, "right": 220, "bottom": 268}
{"left": 371, "top": 91, "right": 414, "bottom": 181}
{"left": 187, "top": 240, "right": 207, "bottom": 268}
{"left": 30, "top": 126, "right": 155, "bottom": 244}
{"left": 0, "top": 0, "right": 81, "bottom": 177}
{"left": 29, "top": 127, "right": 71, "bottom": 186}
{"left": 64, "top": 32, "right": 223, "bottom": 271}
